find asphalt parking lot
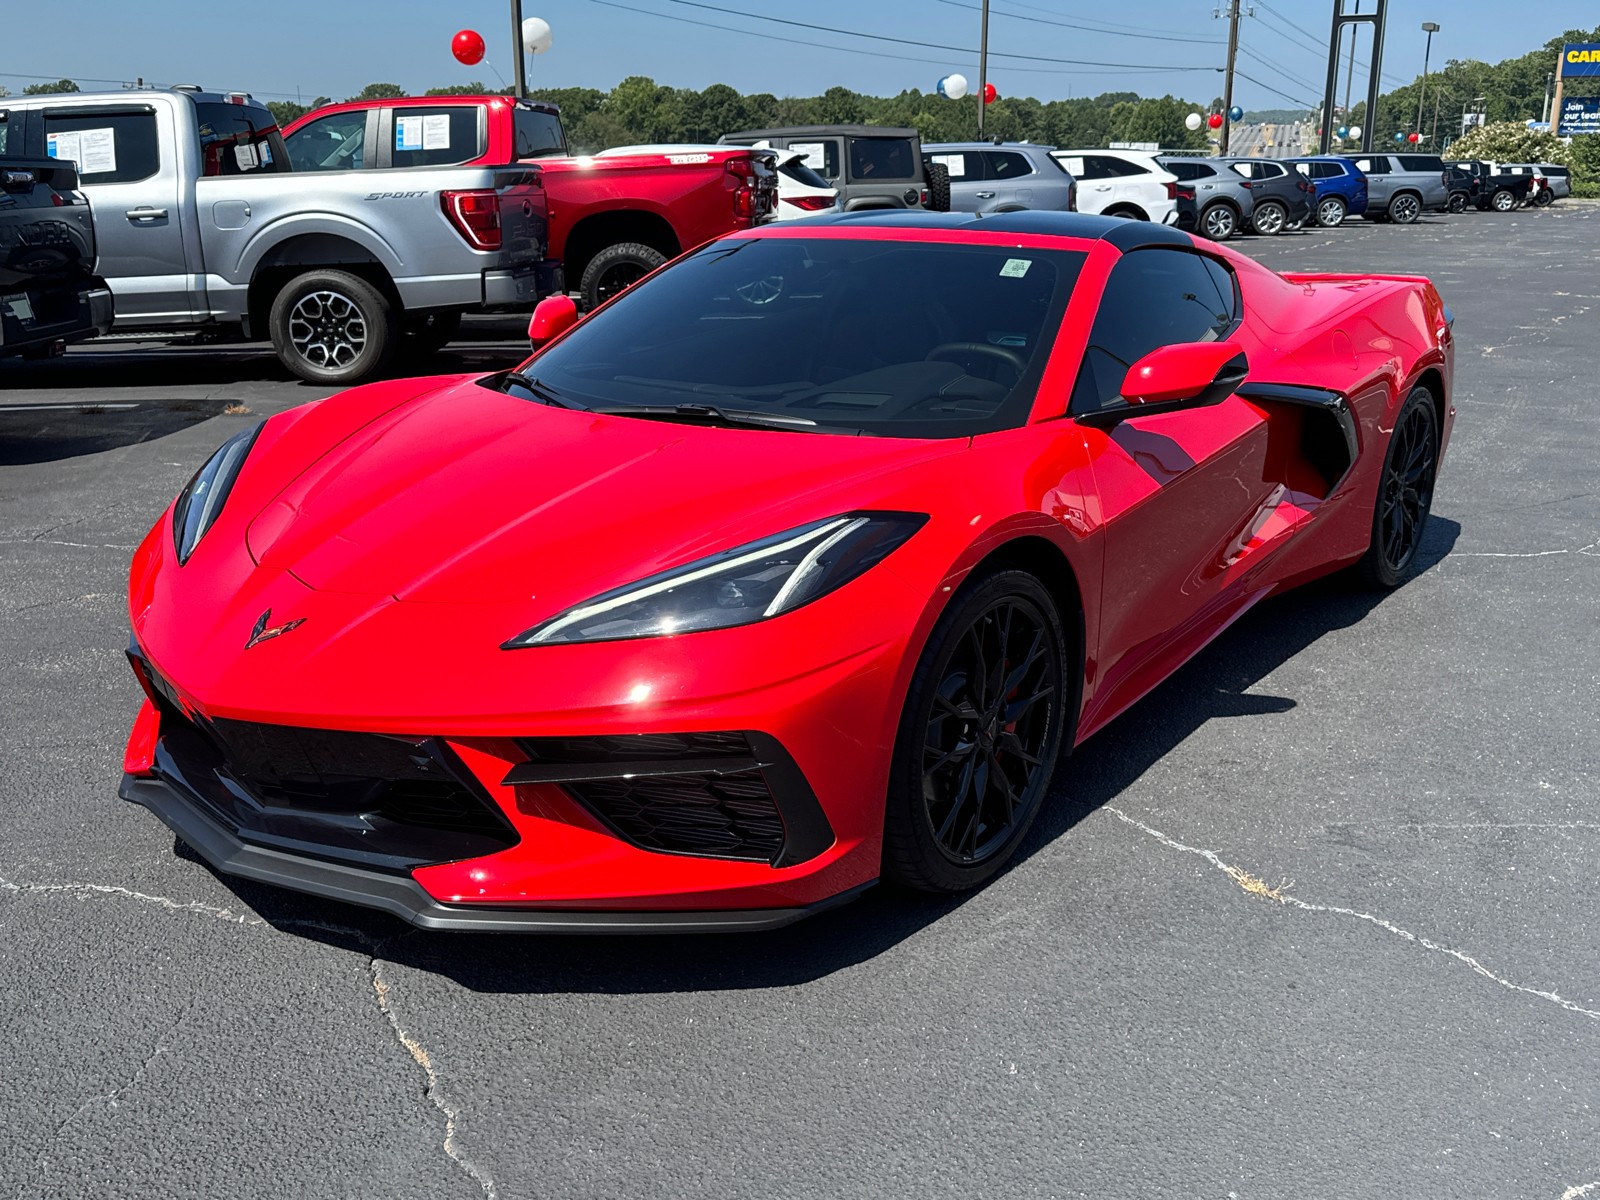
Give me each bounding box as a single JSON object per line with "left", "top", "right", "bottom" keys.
{"left": 4, "top": 204, "right": 1599, "bottom": 1199}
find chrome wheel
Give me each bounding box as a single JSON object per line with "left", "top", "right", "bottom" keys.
{"left": 1390, "top": 193, "right": 1421, "bottom": 223}
{"left": 288, "top": 290, "right": 367, "bottom": 369}
{"left": 1492, "top": 189, "right": 1516, "bottom": 212}
{"left": 922, "top": 595, "right": 1059, "bottom": 865}
{"left": 1252, "top": 201, "right": 1287, "bottom": 235}
{"left": 1317, "top": 196, "right": 1347, "bottom": 227}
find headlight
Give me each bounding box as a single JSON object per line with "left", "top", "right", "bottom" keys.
{"left": 172, "top": 423, "right": 262, "bottom": 564}
{"left": 503, "top": 512, "right": 928, "bottom": 648}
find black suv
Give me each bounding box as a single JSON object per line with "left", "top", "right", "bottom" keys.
{"left": 0, "top": 158, "right": 112, "bottom": 359}
{"left": 719, "top": 125, "right": 947, "bottom": 211}
{"left": 1444, "top": 161, "right": 1539, "bottom": 213}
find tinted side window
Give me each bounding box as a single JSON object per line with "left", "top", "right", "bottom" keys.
{"left": 514, "top": 108, "right": 566, "bottom": 158}
{"left": 1397, "top": 155, "right": 1443, "bottom": 172}
{"left": 195, "top": 103, "right": 287, "bottom": 176}
{"left": 930, "top": 151, "right": 983, "bottom": 180}
{"left": 984, "top": 151, "right": 1034, "bottom": 179}
{"left": 0, "top": 113, "right": 11, "bottom": 157}
{"left": 286, "top": 110, "right": 367, "bottom": 171}
{"left": 1317, "top": 162, "right": 1344, "bottom": 179}
{"left": 1098, "top": 156, "right": 1150, "bottom": 178}
{"left": 1071, "top": 249, "right": 1238, "bottom": 415}
{"left": 44, "top": 111, "right": 159, "bottom": 184}
{"left": 392, "top": 106, "right": 481, "bottom": 168}
{"left": 848, "top": 137, "right": 915, "bottom": 181}
{"left": 1546, "top": 166, "right": 1570, "bottom": 178}
{"left": 1256, "top": 162, "right": 1286, "bottom": 178}
{"left": 1165, "top": 161, "right": 1204, "bottom": 181}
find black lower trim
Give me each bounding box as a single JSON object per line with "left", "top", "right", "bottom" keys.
{"left": 120, "top": 774, "right": 870, "bottom": 934}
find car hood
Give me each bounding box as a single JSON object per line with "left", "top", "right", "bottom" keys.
{"left": 243, "top": 377, "right": 963, "bottom": 607}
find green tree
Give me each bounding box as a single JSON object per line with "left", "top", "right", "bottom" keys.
{"left": 349, "top": 83, "right": 407, "bottom": 101}
{"left": 23, "top": 79, "right": 79, "bottom": 94}
{"left": 425, "top": 82, "right": 490, "bottom": 97}
{"left": 265, "top": 101, "right": 310, "bottom": 127}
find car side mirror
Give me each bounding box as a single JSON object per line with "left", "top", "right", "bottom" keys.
{"left": 1077, "top": 342, "right": 1248, "bottom": 428}
{"left": 528, "top": 294, "right": 579, "bottom": 346}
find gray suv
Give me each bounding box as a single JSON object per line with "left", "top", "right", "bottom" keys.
{"left": 922, "top": 142, "right": 1075, "bottom": 213}
{"left": 1159, "top": 156, "right": 1254, "bottom": 240}
{"left": 1340, "top": 153, "right": 1449, "bottom": 223}
{"left": 720, "top": 125, "right": 939, "bottom": 211}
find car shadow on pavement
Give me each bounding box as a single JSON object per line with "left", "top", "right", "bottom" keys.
{"left": 0, "top": 398, "right": 238, "bottom": 466}
{"left": 222, "top": 517, "right": 1461, "bottom": 992}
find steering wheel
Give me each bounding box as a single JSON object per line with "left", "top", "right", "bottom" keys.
{"left": 925, "top": 342, "right": 1027, "bottom": 378}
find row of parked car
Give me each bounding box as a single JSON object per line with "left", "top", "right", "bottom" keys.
{"left": 0, "top": 91, "right": 1574, "bottom": 383}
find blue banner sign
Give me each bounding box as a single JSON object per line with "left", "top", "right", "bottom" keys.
{"left": 1562, "top": 44, "right": 1600, "bottom": 77}
{"left": 1559, "top": 97, "right": 1600, "bottom": 134}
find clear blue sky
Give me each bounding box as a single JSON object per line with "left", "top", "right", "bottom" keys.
{"left": 3, "top": 0, "right": 1593, "bottom": 111}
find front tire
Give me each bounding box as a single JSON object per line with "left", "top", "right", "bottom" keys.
{"left": 1447, "top": 192, "right": 1468, "bottom": 213}
{"left": 1199, "top": 202, "right": 1238, "bottom": 241}
{"left": 269, "top": 269, "right": 398, "bottom": 386}
{"left": 1316, "top": 196, "right": 1348, "bottom": 227}
{"left": 580, "top": 242, "right": 668, "bottom": 311}
{"left": 1356, "top": 386, "right": 1439, "bottom": 589}
{"left": 1252, "top": 199, "right": 1288, "bottom": 235}
{"left": 883, "top": 570, "right": 1066, "bottom": 893}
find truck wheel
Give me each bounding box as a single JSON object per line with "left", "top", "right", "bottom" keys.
{"left": 270, "top": 270, "right": 397, "bottom": 385}
{"left": 404, "top": 310, "right": 462, "bottom": 356}
{"left": 580, "top": 243, "right": 667, "bottom": 311}
{"left": 1388, "top": 193, "right": 1421, "bottom": 223}
{"left": 923, "top": 161, "right": 951, "bottom": 212}
{"left": 1490, "top": 189, "right": 1516, "bottom": 212}
{"left": 1533, "top": 189, "right": 1554, "bottom": 208}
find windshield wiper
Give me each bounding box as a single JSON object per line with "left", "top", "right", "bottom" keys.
{"left": 501, "top": 372, "right": 587, "bottom": 410}
{"left": 594, "top": 402, "right": 821, "bottom": 431}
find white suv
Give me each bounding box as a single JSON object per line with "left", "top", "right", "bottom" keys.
{"left": 1050, "top": 149, "right": 1179, "bottom": 225}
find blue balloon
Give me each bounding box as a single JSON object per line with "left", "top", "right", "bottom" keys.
{"left": 1228, "top": 105, "right": 1243, "bottom": 122}
{"left": 1394, "top": 131, "right": 1405, "bottom": 142}
{"left": 1336, "top": 125, "right": 1349, "bottom": 138}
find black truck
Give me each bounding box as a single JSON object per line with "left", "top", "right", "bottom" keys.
{"left": 0, "top": 159, "right": 112, "bottom": 358}
{"left": 1444, "top": 160, "right": 1540, "bottom": 213}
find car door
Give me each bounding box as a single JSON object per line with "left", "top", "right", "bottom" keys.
{"left": 983, "top": 150, "right": 1035, "bottom": 208}
{"left": 1070, "top": 247, "right": 1278, "bottom": 732}
{"left": 1063, "top": 155, "right": 1113, "bottom": 213}
{"left": 42, "top": 101, "right": 194, "bottom": 326}
{"left": 1352, "top": 155, "right": 1391, "bottom": 207}
{"left": 929, "top": 149, "right": 988, "bottom": 212}
{"left": 283, "top": 107, "right": 376, "bottom": 173}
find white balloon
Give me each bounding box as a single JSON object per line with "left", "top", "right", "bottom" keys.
{"left": 1185, "top": 112, "right": 1203, "bottom": 131}
{"left": 941, "top": 73, "right": 969, "bottom": 100}
{"left": 521, "top": 17, "right": 553, "bottom": 55}
{"left": 1349, "top": 125, "right": 1362, "bottom": 140}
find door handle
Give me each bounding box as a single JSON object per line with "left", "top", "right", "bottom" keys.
{"left": 126, "top": 207, "right": 168, "bottom": 220}
{"left": 976, "top": 191, "right": 996, "bottom": 198}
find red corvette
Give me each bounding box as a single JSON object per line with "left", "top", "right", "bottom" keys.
{"left": 120, "top": 212, "right": 1453, "bottom": 932}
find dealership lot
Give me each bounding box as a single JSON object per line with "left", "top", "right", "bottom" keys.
{"left": 4, "top": 206, "right": 1600, "bottom": 1198}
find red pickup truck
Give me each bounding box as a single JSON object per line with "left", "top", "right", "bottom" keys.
{"left": 283, "top": 96, "right": 778, "bottom": 311}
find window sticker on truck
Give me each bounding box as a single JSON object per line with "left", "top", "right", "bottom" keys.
{"left": 47, "top": 129, "right": 117, "bottom": 175}
{"left": 397, "top": 117, "right": 423, "bottom": 151}
{"left": 423, "top": 114, "right": 451, "bottom": 151}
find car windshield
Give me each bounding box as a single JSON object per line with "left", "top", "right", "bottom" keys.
{"left": 524, "top": 237, "right": 1086, "bottom": 438}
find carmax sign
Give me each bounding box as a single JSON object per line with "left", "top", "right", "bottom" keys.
{"left": 1562, "top": 44, "right": 1600, "bottom": 76}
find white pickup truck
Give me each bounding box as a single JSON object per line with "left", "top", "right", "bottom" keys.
{"left": 0, "top": 86, "right": 558, "bottom": 383}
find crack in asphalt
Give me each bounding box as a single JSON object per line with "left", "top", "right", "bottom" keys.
{"left": 1105, "top": 806, "right": 1600, "bottom": 1024}
{"left": 0, "top": 875, "right": 495, "bottom": 1198}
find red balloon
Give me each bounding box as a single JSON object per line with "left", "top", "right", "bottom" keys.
{"left": 452, "top": 29, "right": 485, "bottom": 66}
{"left": 983, "top": 82, "right": 997, "bottom": 105}
{"left": 1407, "top": 132, "right": 1420, "bottom": 143}
{"left": 1207, "top": 112, "right": 1224, "bottom": 129}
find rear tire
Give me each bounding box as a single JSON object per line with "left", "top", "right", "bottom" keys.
{"left": 1491, "top": 189, "right": 1516, "bottom": 213}
{"left": 269, "top": 269, "right": 397, "bottom": 386}
{"left": 1533, "top": 189, "right": 1554, "bottom": 208}
{"left": 1252, "top": 199, "right": 1288, "bottom": 235}
{"left": 1388, "top": 193, "right": 1421, "bottom": 224}
{"left": 1355, "top": 386, "right": 1439, "bottom": 589}
{"left": 923, "top": 161, "right": 951, "bottom": 212}
{"left": 579, "top": 242, "right": 668, "bottom": 312}
{"left": 883, "top": 570, "right": 1066, "bottom": 893}
{"left": 1199, "top": 202, "right": 1238, "bottom": 241}
{"left": 1316, "top": 196, "right": 1348, "bottom": 227}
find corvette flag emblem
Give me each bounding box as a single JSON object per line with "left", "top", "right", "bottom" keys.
{"left": 246, "top": 608, "right": 306, "bottom": 649}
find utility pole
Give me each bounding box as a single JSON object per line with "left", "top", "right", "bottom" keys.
{"left": 1543, "top": 72, "right": 1554, "bottom": 124}
{"left": 1220, "top": 0, "right": 1242, "bottom": 155}
{"left": 510, "top": 0, "right": 527, "bottom": 100}
{"left": 976, "top": 0, "right": 990, "bottom": 139}
{"left": 1342, "top": 0, "right": 1360, "bottom": 124}
{"left": 1416, "top": 22, "right": 1439, "bottom": 138}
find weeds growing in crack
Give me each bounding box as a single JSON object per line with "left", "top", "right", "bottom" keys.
{"left": 1105, "top": 806, "right": 1600, "bottom": 1023}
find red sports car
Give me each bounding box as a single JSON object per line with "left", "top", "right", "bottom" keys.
{"left": 121, "top": 212, "right": 1453, "bottom": 932}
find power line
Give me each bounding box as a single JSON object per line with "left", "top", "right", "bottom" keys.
{"left": 646, "top": 0, "right": 1218, "bottom": 70}
{"left": 1236, "top": 44, "right": 1320, "bottom": 102}
{"left": 1232, "top": 68, "right": 1318, "bottom": 109}
{"left": 934, "top": 0, "right": 1226, "bottom": 46}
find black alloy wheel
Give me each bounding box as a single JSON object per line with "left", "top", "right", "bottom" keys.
{"left": 1533, "top": 188, "right": 1554, "bottom": 207}
{"left": 1389, "top": 193, "right": 1422, "bottom": 224}
{"left": 1200, "top": 202, "right": 1237, "bottom": 241}
{"left": 1356, "top": 386, "right": 1439, "bottom": 588}
{"left": 579, "top": 241, "right": 669, "bottom": 311}
{"left": 884, "top": 570, "right": 1066, "bottom": 892}
{"left": 1316, "top": 196, "right": 1348, "bottom": 227}
{"left": 1447, "top": 192, "right": 1468, "bottom": 213}
{"left": 268, "top": 269, "right": 397, "bottom": 386}
{"left": 1491, "top": 188, "right": 1517, "bottom": 213}
{"left": 1252, "top": 200, "right": 1288, "bottom": 235}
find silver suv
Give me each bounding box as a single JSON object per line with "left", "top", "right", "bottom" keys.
{"left": 1158, "top": 156, "right": 1254, "bottom": 240}
{"left": 1340, "top": 152, "right": 1449, "bottom": 223}
{"left": 922, "top": 142, "right": 1075, "bottom": 213}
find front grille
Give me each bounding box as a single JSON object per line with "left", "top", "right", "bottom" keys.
{"left": 512, "top": 732, "right": 786, "bottom": 862}
{"left": 134, "top": 653, "right": 519, "bottom": 872}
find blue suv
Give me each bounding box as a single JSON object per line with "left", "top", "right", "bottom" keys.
{"left": 1287, "top": 156, "right": 1368, "bottom": 227}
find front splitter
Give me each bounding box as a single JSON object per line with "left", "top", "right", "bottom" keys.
{"left": 120, "top": 774, "right": 872, "bottom": 934}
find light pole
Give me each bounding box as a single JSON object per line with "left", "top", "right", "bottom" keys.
{"left": 976, "top": 0, "right": 990, "bottom": 139}
{"left": 510, "top": 0, "right": 527, "bottom": 99}
{"left": 1416, "top": 22, "right": 1438, "bottom": 140}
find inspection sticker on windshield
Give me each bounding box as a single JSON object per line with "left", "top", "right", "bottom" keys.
{"left": 999, "top": 258, "right": 1032, "bottom": 278}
